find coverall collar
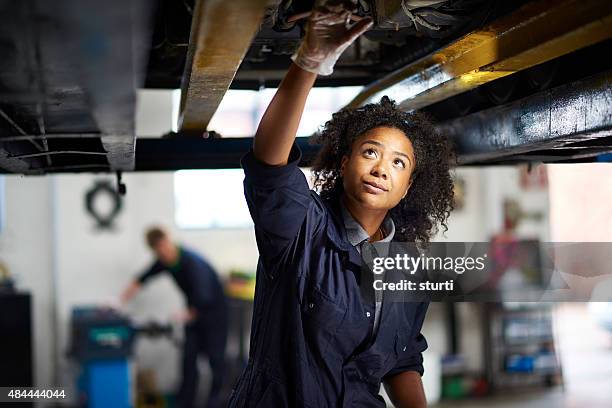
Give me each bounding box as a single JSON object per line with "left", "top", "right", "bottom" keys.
{"left": 339, "top": 199, "right": 395, "bottom": 247}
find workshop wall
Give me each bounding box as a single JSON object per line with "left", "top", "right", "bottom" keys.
{"left": 0, "top": 177, "right": 55, "bottom": 390}
{"left": 548, "top": 164, "right": 612, "bottom": 241}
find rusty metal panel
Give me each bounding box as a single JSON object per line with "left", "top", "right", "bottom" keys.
{"left": 178, "top": 0, "right": 272, "bottom": 133}
{"left": 439, "top": 70, "right": 612, "bottom": 164}
{"left": 348, "top": 0, "right": 612, "bottom": 111}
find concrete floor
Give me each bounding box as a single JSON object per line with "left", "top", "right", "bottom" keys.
{"left": 432, "top": 388, "right": 565, "bottom": 408}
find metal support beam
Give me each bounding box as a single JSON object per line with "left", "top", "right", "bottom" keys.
{"left": 59, "top": 0, "right": 153, "bottom": 170}
{"left": 135, "top": 137, "right": 319, "bottom": 171}
{"left": 178, "top": 0, "right": 271, "bottom": 133}
{"left": 439, "top": 70, "right": 612, "bottom": 164}
{"left": 0, "top": 136, "right": 318, "bottom": 173}
{"left": 347, "top": 0, "right": 612, "bottom": 111}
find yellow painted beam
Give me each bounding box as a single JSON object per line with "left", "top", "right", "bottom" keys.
{"left": 347, "top": 0, "right": 612, "bottom": 111}
{"left": 179, "top": 0, "right": 271, "bottom": 132}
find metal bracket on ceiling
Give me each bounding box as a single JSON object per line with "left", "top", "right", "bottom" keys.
{"left": 116, "top": 171, "right": 127, "bottom": 196}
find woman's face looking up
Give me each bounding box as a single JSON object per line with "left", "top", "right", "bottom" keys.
{"left": 340, "top": 126, "right": 416, "bottom": 211}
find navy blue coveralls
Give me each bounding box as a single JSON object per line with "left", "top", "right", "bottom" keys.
{"left": 138, "top": 247, "right": 229, "bottom": 408}
{"left": 229, "top": 144, "right": 429, "bottom": 407}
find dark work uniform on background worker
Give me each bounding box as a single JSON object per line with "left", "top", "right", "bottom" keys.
{"left": 121, "top": 227, "right": 229, "bottom": 408}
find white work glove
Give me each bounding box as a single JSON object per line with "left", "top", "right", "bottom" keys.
{"left": 291, "top": 3, "right": 373, "bottom": 76}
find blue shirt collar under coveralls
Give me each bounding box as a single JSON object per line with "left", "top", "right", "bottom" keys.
{"left": 229, "top": 143, "right": 429, "bottom": 408}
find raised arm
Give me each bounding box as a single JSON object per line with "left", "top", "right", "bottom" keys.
{"left": 253, "top": 64, "right": 317, "bottom": 166}
{"left": 253, "top": 5, "right": 373, "bottom": 166}
{"left": 241, "top": 5, "right": 372, "bottom": 262}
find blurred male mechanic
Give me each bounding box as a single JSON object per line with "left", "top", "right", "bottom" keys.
{"left": 121, "top": 226, "right": 228, "bottom": 408}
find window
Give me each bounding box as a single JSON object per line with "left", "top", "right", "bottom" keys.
{"left": 207, "top": 86, "right": 363, "bottom": 137}
{"left": 174, "top": 169, "right": 253, "bottom": 229}
{"left": 175, "top": 167, "right": 314, "bottom": 229}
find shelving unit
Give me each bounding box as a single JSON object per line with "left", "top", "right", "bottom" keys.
{"left": 483, "top": 302, "right": 563, "bottom": 391}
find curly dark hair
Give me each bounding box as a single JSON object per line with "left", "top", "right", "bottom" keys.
{"left": 310, "top": 96, "right": 456, "bottom": 244}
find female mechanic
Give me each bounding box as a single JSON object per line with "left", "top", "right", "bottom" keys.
{"left": 230, "top": 3, "right": 455, "bottom": 407}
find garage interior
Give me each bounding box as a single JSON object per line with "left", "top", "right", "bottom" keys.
{"left": 0, "top": 0, "right": 611, "bottom": 407}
